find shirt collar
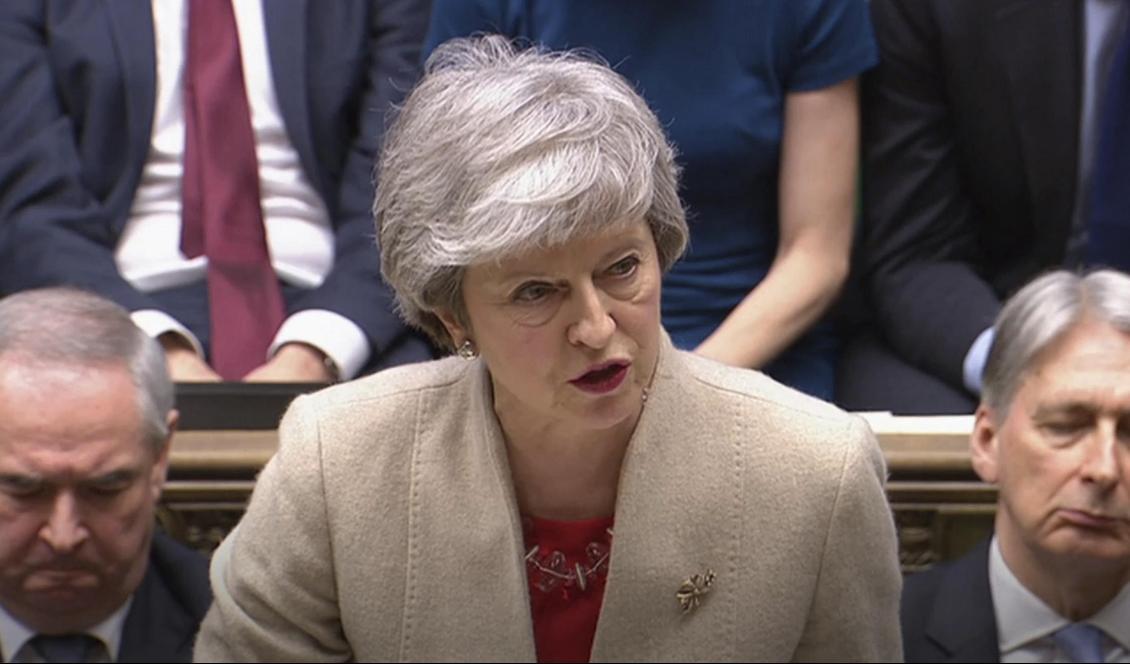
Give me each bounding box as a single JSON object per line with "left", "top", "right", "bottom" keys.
{"left": 0, "top": 603, "right": 32, "bottom": 664}
{"left": 989, "top": 536, "right": 1130, "bottom": 654}
{"left": 1090, "top": 581, "right": 1130, "bottom": 653}
{"left": 0, "top": 596, "right": 133, "bottom": 662}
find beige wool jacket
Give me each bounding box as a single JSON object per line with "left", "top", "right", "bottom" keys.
{"left": 194, "top": 336, "right": 903, "bottom": 662}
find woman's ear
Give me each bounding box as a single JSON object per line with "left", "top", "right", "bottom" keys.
{"left": 434, "top": 308, "right": 469, "bottom": 348}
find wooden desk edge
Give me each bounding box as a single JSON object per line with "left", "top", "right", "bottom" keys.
{"left": 171, "top": 421, "right": 978, "bottom": 476}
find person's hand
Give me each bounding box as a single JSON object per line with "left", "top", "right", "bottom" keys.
{"left": 158, "top": 333, "right": 222, "bottom": 382}
{"left": 243, "top": 343, "right": 336, "bottom": 384}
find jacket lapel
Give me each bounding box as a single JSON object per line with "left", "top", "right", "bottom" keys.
{"left": 261, "top": 0, "right": 322, "bottom": 196}
{"left": 101, "top": 0, "right": 156, "bottom": 215}
{"left": 397, "top": 361, "right": 536, "bottom": 662}
{"left": 591, "top": 341, "right": 738, "bottom": 661}
{"left": 118, "top": 558, "right": 196, "bottom": 662}
{"left": 992, "top": 0, "right": 1081, "bottom": 266}
{"left": 925, "top": 539, "right": 1001, "bottom": 662}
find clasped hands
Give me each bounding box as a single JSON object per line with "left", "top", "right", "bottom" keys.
{"left": 159, "top": 333, "right": 336, "bottom": 383}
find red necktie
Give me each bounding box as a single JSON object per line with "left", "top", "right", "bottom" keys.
{"left": 181, "top": 0, "right": 285, "bottom": 380}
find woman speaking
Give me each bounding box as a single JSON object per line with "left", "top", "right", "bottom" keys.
{"left": 195, "top": 36, "right": 901, "bottom": 662}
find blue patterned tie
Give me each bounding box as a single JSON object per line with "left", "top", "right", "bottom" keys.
{"left": 1051, "top": 623, "right": 1107, "bottom": 664}
{"left": 28, "top": 634, "right": 100, "bottom": 663}
{"left": 1087, "top": 16, "right": 1130, "bottom": 271}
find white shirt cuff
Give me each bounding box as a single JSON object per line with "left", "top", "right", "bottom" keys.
{"left": 963, "top": 327, "right": 995, "bottom": 396}
{"left": 270, "top": 309, "right": 370, "bottom": 380}
{"left": 131, "top": 309, "right": 205, "bottom": 358}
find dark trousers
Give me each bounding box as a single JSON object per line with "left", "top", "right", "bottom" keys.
{"left": 835, "top": 329, "right": 977, "bottom": 415}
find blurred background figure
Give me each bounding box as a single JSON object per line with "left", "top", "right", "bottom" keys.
{"left": 194, "top": 36, "right": 902, "bottom": 662}
{"left": 901, "top": 270, "right": 1130, "bottom": 662}
{"left": 839, "top": 0, "right": 1130, "bottom": 414}
{"left": 0, "top": 288, "right": 210, "bottom": 662}
{"left": 0, "top": 0, "right": 434, "bottom": 384}
{"left": 425, "top": 0, "right": 876, "bottom": 400}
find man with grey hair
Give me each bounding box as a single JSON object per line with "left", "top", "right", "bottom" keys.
{"left": 901, "top": 269, "right": 1130, "bottom": 662}
{"left": 0, "top": 288, "right": 210, "bottom": 662}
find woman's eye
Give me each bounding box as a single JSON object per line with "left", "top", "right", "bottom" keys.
{"left": 607, "top": 255, "right": 640, "bottom": 277}
{"left": 513, "top": 283, "right": 554, "bottom": 303}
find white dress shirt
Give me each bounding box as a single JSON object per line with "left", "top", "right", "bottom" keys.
{"left": 0, "top": 598, "right": 132, "bottom": 663}
{"left": 990, "top": 537, "right": 1130, "bottom": 663}
{"left": 119, "top": 0, "right": 369, "bottom": 379}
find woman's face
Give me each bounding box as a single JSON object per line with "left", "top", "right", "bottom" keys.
{"left": 442, "top": 219, "right": 662, "bottom": 438}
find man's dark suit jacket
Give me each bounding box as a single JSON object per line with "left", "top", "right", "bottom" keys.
{"left": 852, "top": 0, "right": 1081, "bottom": 397}
{"left": 0, "top": 0, "right": 432, "bottom": 369}
{"left": 118, "top": 532, "right": 212, "bottom": 662}
{"left": 901, "top": 538, "right": 1001, "bottom": 663}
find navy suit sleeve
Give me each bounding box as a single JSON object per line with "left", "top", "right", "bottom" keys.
{"left": 861, "top": 0, "right": 1001, "bottom": 391}
{"left": 287, "top": 0, "right": 432, "bottom": 358}
{"left": 0, "top": 1, "right": 160, "bottom": 311}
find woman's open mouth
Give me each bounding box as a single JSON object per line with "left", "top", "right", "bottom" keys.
{"left": 569, "top": 361, "right": 630, "bottom": 394}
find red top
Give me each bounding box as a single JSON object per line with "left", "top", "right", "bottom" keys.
{"left": 522, "top": 514, "right": 615, "bottom": 663}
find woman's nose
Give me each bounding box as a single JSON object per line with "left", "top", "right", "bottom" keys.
{"left": 566, "top": 283, "right": 615, "bottom": 348}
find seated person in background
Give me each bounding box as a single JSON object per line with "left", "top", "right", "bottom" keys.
{"left": 424, "top": 0, "right": 876, "bottom": 401}
{"left": 0, "top": 288, "right": 210, "bottom": 662}
{"left": 194, "top": 36, "right": 902, "bottom": 662}
{"left": 839, "top": 0, "right": 1130, "bottom": 414}
{"left": 901, "top": 269, "right": 1130, "bottom": 662}
{"left": 0, "top": 0, "right": 433, "bottom": 384}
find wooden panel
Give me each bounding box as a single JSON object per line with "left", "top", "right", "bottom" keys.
{"left": 170, "top": 430, "right": 277, "bottom": 476}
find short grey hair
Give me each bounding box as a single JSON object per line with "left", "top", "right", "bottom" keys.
{"left": 375, "top": 35, "right": 689, "bottom": 348}
{"left": 982, "top": 269, "right": 1130, "bottom": 418}
{"left": 0, "top": 288, "right": 174, "bottom": 451}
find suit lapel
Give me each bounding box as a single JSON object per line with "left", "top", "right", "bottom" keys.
{"left": 591, "top": 341, "right": 738, "bottom": 661}
{"left": 397, "top": 362, "right": 536, "bottom": 662}
{"left": 261, "top": 0, "right": 322, "bottom": 195}
{"left": 992, "top": 0, "right": 1081, "bottom": 265}
{"left": 118, "top": 557, "right": 196, "bottom": 662}
{"left": 925, "top": 539, "right": 1001, "bottom": 662}
{"left": 102, "top": 0, "right": 156, "bottom": 222}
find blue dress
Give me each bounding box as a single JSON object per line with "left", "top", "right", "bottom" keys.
{"left": 424, "top": 1, "right": 877, "bottom": 399}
